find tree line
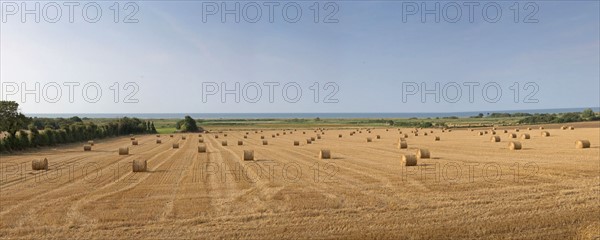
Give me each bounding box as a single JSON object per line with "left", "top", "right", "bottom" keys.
{"left": 0, "top": 101, "right": 157, "bottom": 153}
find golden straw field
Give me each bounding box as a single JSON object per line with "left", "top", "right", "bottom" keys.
{"left": 0, "top": 123, "right": 598, "bottom": 239}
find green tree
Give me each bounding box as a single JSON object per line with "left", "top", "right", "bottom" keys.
{"left": 582, "top": 108, "right": 595, "bottom": 119}
{"left": 0, "top": 101, "right": 30, "bottom": 137}
{"left": 179, "top": 116, "right": 200, "bottom": 132}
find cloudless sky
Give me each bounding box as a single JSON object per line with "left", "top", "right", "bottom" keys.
{"left": 1, "top": 1, "right": 599, "bottom": 114}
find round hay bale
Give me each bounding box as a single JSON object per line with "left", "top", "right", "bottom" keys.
{"left": 540, "top": 131, "right": 550, "bottom": 137}
{"left": 478, "top": 132, "right": 484, "bottom": 136}
{"left": 338, "top": 134, "right": 342, "bottom": 138}
{"left": 132, "top": 160, "right": 147, "bottom": 172}
{"left": 397, "top": 141, "right": 407, "bottom": 149}
{"left": 509, "top": 141, "right": 522, "bottom": 150}
{"left": 377, "top": 135, "right": 381, "bottom": 139}
{"left": 199, "top": 138, "right": 204, "bottom": 143}
{"left": 402, "top": 155, "right": 417, "bottom": 166}
{"left": 172, "top": 143, "right": 179, "bottom": 149}
{"left": 243, "top": 135, "right": 248, "bottom": 139}
{"left": 132, "top": 140, "right": 138, "bottom": 145}
{"left": 484, "top": 131, "right": 488, "bottom": 134}
{"left": 130, "top": 137, "right": 136, "bottom": 140}
{"left": 317, "top": 135, "right": 322, "bottom": 139}
{"left": 182, "top": 136, "right": 187, "bottom": 140}
{"left": 32, "top": 158, "right": 48, "bottom": 170}
{"left": 198, "top": 145, "right": 207, "bottom": 153}
{"left": 303, "top": 131, "right": 306, "bottom": 134}
{"left": 569, "top": 126, "right": 574, "bottom": 130}
{"left": 561, "top": 126, "right": 567, "bottom": 130}
{"left": 306, "top": 139, "right": 312, "bottom": 144}
{"left": 272, "top": 135, "right": 276, "bottom": 138}
{"left": 527, "top": 127, "right": 532, "bottom": 130}
{"left": 434, "top": 136, "right": 440, "bottom": 141}
{"left": 403, "top": 134, "right": 409, "bottom": 138}
{"left": 367, "top": 138, "right": 372, "bottom": 142}
{"left": 515, "top": 128, "right": 520, "bottom": 132}
{"left": 414, "top": 133, "right": 419, "bottom": 136}
{"left": 276, "top": 133, "right": 280, "bottom": 136}
{"left": 310, "top": 137, "right": 316, "bottom": 141}
{"left": 294, "top": 141, "right": 300, "bottom": 146}
{"left": 490, "top": 136, "right": 501, "bottom": 142}
{"left": 119, "top": 147, "right": 129, "bottom": 155}
{"left": 243, "top": 150, "right": 255, "bottom": 161}
{"left": 224, "top": 134, "right": 228, "bottom": 137}
{"left": 508, "top": 133, "right": 517, "bottom": 138}
{"left": 448, "top": 129, "right": 452, "bottom": 132}
{"left": 237, "top": 140, "right": 243, "bottom": 146}
{"left": 222, "top": 141, "right": 228, "bottom": 146}
{"left": 520, "top": 133, "right": 530, "bottom": 139}
{"left": 575, "top": 140, "right": 590, "bottom": 149}
{"left": 503, "top": 130, "right": 508, "bottom": 133}
{"left": 261, "top": 136, "right": 265, "bottom": 139}
{"left": 262, "top": 140, "right": 268, "bottom": 145}
{"left": 423, "top": 132, "right": 428, "bottom": 136}
{"left": 215, "top": 135, "right": 219, "bottom": 139}
{"left": 539, "top": 127, "right": 544, "bottom": 130}
{"left": 416, "top": 149, "right": 430, "bottom": 159}
{"left": 319, "top": 149, "right": 331, "bottom": 159}
{"left": 430, "top": 130, "right": 433, "bottom": 133}
{"left": 88, "top": 140, "right": 94, "bottom": 146}
{"left": 198, "top": 134, "right": 203, "bottom": 137}
{"left": 83, "top": 145, "right": 92, "bottom": 151}
{"left": 156, "top": 134, "right": 161, "bottom": 137}
{"left": 170, "top": 134, "right": 174, "bottom": 137}
{"left": 156, "top": 139, "right": 162, "bottom": 144}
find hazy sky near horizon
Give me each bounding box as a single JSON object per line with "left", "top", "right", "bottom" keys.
{"left": 1, "top": 1, "right": 599, "bottom": 114}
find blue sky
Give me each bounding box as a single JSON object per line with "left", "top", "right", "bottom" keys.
{"left": 1, "top": 1, "right": 598, "bottom": 113}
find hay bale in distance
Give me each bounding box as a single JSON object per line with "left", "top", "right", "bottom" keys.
{"left": 397, "top": 141, "right": 407, "bottom": 149}
{"left": 306, "top": 139, "right": 312, "bottom": 144}
{"left": 311, "top": 137, "right": 316, "bottom": 141}
{"left": 569, "top": 126, "right": 574, "bottom": 130}
{"left": 416, "top": 149, "right": 430, "bottom": 159}
{"left": 222, "top": 141, "right": 228, "bottom": 146}
{"left": 339, "top": 134, "right": 342, "bottom": 138}
{"left": 88, "top": 140, "right": 94, "bottom": 146}
{"left": 402, "top": 155, "right": 417, "bottom": 166}
{"left": 215, "top": 135, "right": 219, "bottom": 139}
{"left": 576, "top": 140, "right": 590, "bottom": 149}
{"left": 199, "top": 138, "right": 204, "bottom": 143}
{"left": 237, "top": 140, "right": 243, "bottom": 146}
{"left": 132, "top": 140, "right": 138, "bottom": 145}
{"left": 367, "top": 138, "right": 372, "bottom": 142}
{"left": 83, "top": 145, "right": 92, "bottom": 151}
{"left": 262, "top": 140, "right": 268, "bottom": 145}
{"left": 503, "top": 130, "right": 508, "bottom": 133}
{"left": 478, "top": 132, "right": 484, "bottom": 136}
{"left": 540, "top": 131, "right": 550, "bottom": 137}
{"left": 198, "top": 145, "right": 207, "bottom": 153}
{"left": 261, "top": 136, "right": 265, "bottom": 139}
{"left": 319, "top": 149, "right": 331, "bottom": 159}
{"left": 182, "top": 136, "right": 186, "bottom": 140}
{"left": 156, "top": 139, "right": 162, "bottom": 144}
{"left": 490, "top": 136, "right": 501, "bottom": 142}
{"left": 243, "top": 135, "right": 248, "bottom": 139}
{"left": 119, "top": 147, "right": 129, "bottom": 155}
{"left": 434, "top": 136, "right": 440, "bottom": 141}
{"left": 130, "top": 137, "right": 136, "bottom": 140}
{"left": 377, "top": 135, "right": 381, "bottom": 139}
{"left": 243, "top": 150, "right": 255, "bottom": 161}
{"left": 508, "top": 133, "right": 517, "bottom": 138}
{"left": 132, "top": 160, "right": 147, "bottom": 172}
{"left": 294, "top": 141, "right": 300, "bottom": 146}
{"left": 520, "top": 133, "right": 530, "bottom": 139}
{"left": 509, "top": 141, "right": 522, "bottom": 150}
{"left": 32, "top": 158, "right": 49, "bottom": 170}
{"left": 173, "top": 143, "right": 179, "bottom": 149}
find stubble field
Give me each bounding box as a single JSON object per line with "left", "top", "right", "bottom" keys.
{"left": 0, "top": 123, "right": 598, "bottom": 239}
